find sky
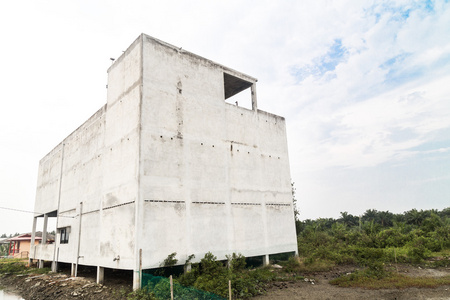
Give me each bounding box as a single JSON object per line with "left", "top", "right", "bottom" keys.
{"left": 1, "top": 0, "right": 449, "bottom": 235}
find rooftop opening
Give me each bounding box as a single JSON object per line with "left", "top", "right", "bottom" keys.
{"left": 224, "top": 73, "right": 256, "bottom": 110}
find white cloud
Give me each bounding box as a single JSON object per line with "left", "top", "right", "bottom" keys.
{"left": 290, "top": 74, "right": 450, "bottom": 171}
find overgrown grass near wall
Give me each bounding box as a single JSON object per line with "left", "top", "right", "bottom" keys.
{"left": 0, "top": 258, "right": 50, "bottom": 275}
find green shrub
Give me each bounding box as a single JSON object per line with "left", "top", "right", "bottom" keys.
{"left": 377, "top": 228, "right": 410, "bottom": 248}
{"left": 278, "top": 256, "right": 300, "bottom": 273}
{"left": 364, "top": 260, "right": 389, "bottom": 279}
{"left": 227, "top": 253, "right": 246, "bottom": 272}
{"left": 407, "top": 245, "right": 430, "bottom": 263}
{"left": 176, "top": 253, "right": 282, "bottom": 299}
{"left": 155, "top": 252, "right": 179, "bottom": 277}
{"left": 355, "top": 247, "right": 386, "bottom": 265}
{"left": 127, "top": 286, "right": 157, "bottom": 300}
{"left": 194, "top": 272, "right": 228, "bottom": 298}
{"left": 0, "top": 259, "right": 29, "bottom": 274}
{"left": 383, "top": 247, "right": 410, "bottom": 263}
{"left": 177, "top": 264, "right": 199, "bottom": 287}
{"left": 406, "top": 236, "right": 433, "bottom": 262}
{"left": 162, "top": 252, "right": 178, "bottom": 267}
{"left": 421, "top": 214, "right": 443, "bottom": 233}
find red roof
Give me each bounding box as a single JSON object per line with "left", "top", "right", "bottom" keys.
{"left": 7, "top": 232, "right": 54, "bottom": 242}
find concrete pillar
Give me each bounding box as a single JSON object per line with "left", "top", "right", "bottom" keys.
{"left": 38, "top": 260, "right": 44, "bottom": 269}
{"left": 184, "top": 263, "right": 192, "bottom": 273}
{"left": 251, "top": 83, "right": 258, "bottom": 111}
{"left": 42, "top": 214, "right": 48, "bottom": 244}
{"left": 71, "top": 263, "right": 76, "bottom": 277}
{"left": 51, "top": 261, "right": 58, "bottom": 272}
{"left": 263, "top": 254, "right": 270, "bottom": 266}
{"left": 97, "top": 266, "right": 104, "bottom": 284}
{"left": 51, "top": 247, "right": 59, "bottom": 272}
{"left": 133, "top": 269, "right": 141, "bottom": 290}
{"left": 29, "top": 217, "right": 37, "bottom": 265}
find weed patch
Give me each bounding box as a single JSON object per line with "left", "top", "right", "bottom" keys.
{"left": 0, "top": 259, "right": 29, "bottom": 274}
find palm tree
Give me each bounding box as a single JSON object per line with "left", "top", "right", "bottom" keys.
{"left": 362, "top": 209, "right": 378, "bottom": 223}
{"left": 339, "top": 211, "right": 358, "bottom": 227}
{"left": 405, "top": 209, "right": 424, "bottom": 226}
{"left": 377, "top": 211, "right": 394, "bottom": 227}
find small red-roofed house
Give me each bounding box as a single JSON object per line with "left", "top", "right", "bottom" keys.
{"left": 6, "top": 232, "right": 54, "bottom": 258}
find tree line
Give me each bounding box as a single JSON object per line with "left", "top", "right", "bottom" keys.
{"left": 296, "top": 207, "right": 450, "bottom": 235}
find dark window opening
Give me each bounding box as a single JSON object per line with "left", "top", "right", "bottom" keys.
{"left": 60, "top": 227, "right": 70, "bottom": 244}
{"left": 223, "top": 73, "right": 254, "bottom": 110}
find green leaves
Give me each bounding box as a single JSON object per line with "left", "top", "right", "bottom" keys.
{"left": 176, "top": 252, "right": 276, "bottom": 299}
{"left": 297, "top": 207, "right": 450, "bottom": 268}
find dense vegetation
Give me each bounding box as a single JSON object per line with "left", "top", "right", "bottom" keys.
{"left": 296, "top": 208, "right": 450, "bottom": 288}
{"left": 296, "top": 208, "right": 449, "bottom": 268}
{"left": 143, "top": 252, "right": 293, "bottom": 299}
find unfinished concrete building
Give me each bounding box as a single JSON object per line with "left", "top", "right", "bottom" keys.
{"left": 30, "top": 34, "right": 297, "bottom": 288}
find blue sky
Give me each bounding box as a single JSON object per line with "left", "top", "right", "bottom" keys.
{"left": 291, "top": 39, "right": 347, "bottom": 81}
{"left": 0, "top": 0, "right": 449, "bottom": 234}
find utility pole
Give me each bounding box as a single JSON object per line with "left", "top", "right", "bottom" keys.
{"left": 75, "top": 202, "right": 83, "bottom": 277}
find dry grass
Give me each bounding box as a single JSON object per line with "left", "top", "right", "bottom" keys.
{"left": 296, "top": 258, "right": 336, "bottom": 272}
{"left": 330, "top": 272, "right": 450, "bottom": 289}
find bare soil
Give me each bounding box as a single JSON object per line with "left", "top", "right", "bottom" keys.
{"left": 1, "top": 264, "right": 449, "bottom": 299}
{"left": 0, "top": 265, "right": 133, "bottom": 300}
{"left": 255, "top": 265, "right": 450, "bottom": 300}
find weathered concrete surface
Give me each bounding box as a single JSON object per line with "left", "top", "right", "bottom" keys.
{"left": 32, "top": 34, "right": 297, "bottom": 288}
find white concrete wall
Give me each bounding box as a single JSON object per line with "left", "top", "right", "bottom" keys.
{"left": 33, "top": 34, "right": 297, "bottom": 272}
{"left": 138, "top": 35, "right": 297, "bottom": 268}
{"left": 33, "top": 243, "right": 54, "bottom": 261}
{"left": 96, "top": 34, "right": 142, "bottom": 269}
{"left": 33, "top": 105, "right": 107, "bottom": 263}
{"left": 35, "top": 145, "right": 63, "bottom": 215}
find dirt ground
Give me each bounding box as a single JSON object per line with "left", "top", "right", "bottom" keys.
{"left": 1, "top": 264, "right": 449, "bottom": 299}
{"left": 255, "top": 265, "right": 450, "bottom": 300}
{"left": 0, "top": 265, "right": 133, "bottom": 300}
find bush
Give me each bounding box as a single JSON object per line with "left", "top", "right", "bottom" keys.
{"left": 364, "top": 260, "right": 389, "bottom": 279}
{"left": 162, "top": 252, "right": 178, "bottom": 267}
{"left": 278, "top": 256, "right": 300, "bottom": 273}
{"left": 177, "top": 252, "right": 282, "bottom": 299}
{"left": 421, "top": 214, "right": 443, "bottom": 233}
{"left": 0, "top": 259, "right": 29, "bottom": 274}
{"left": 383, "top": 247, "right": 410, "bottom": 263}
{"left": 406, "top": 236, "right": 432, "bottom": 262}
{"left": 377, "top": 228, "right": 410, "bottom": 248}
{"left": 355, "top": 247, "right": 386, "bottom": 266}
{"left": 177, "top": 264, "right": 199, "bottom": 287}
{"left": 127, "top": 286, "right": 157, "bottom": 300}
{"left": 227, "top": 253, "right": 246, "bottom": 272}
